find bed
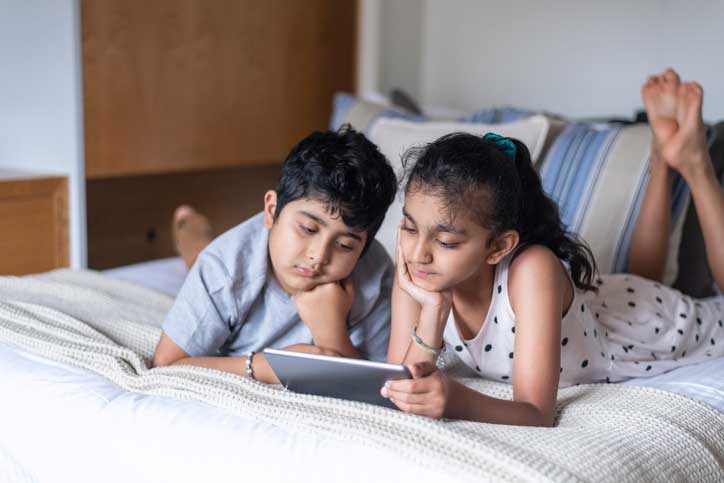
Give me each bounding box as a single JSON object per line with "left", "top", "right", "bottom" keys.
{"left": 1, "top": 263, "right": 723, "bottom": 483}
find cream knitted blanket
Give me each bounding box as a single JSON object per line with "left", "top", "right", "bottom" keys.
{"left": 1, "top": 270, "right": 723, "bottom": 483}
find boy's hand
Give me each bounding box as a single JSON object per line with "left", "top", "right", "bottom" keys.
{"left": 295, "top": 279, "right": 355, "bottom": 340}
{"left": 380, "top": 361, "right": 449, "bottom": 419}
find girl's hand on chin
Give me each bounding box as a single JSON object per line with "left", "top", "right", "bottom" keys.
{"left": 396, "top": 229, "right": 452, "bottom": 310}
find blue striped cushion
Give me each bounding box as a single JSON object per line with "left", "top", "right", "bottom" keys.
{"left": 539, "top": 123, "right": 691, "bottom": 282}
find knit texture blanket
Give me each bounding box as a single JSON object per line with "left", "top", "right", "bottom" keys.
{"left": 1, "top": 269, "right": 723, "bottom": 483}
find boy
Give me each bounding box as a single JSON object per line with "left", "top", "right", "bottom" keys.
{"left": 152, "top": 126, "right": 397, "bottom": 384}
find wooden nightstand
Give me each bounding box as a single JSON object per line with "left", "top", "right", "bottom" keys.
{"left": 0, "top": 170, "right": 69, "bottom": 275}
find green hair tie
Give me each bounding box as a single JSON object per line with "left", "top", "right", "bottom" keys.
{"left": 483, "top": 132, "right": 517, "bottom": 161}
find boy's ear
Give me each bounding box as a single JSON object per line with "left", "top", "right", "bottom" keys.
{"left": 485, "top": 230, "right": 520, "bottom": 265}
{"left": 263, "top": 191, "right": 278, "bottom": 229}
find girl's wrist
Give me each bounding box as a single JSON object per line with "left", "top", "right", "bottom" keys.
{"left": 420, "top": 301, "right": 451, "bottom": 325}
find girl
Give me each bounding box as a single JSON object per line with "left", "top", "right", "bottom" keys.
{"left": 382, "top": 70, "right": 724, "bottom": 427}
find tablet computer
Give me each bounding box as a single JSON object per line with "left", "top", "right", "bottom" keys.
{"left": 263, "top": 348, "right": 411, "bottom": 409}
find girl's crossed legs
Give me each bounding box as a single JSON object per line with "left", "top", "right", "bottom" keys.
{"left": 629, "top": 69, "right": 724, "bottom": 291}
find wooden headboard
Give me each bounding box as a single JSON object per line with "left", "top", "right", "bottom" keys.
{"left": 81, "top": 0, "right": 357, "bottom": 268}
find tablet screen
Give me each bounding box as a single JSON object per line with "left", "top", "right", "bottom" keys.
{"left": 263, "top": 348, "right": 411, "bottom": 409}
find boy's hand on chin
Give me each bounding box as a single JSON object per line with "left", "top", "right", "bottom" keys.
{"left": 295, "top": 279, "right": 355, "bottom": 337}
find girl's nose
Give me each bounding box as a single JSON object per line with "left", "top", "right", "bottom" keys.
{"left": 411, "top": 238, "right": 432, "bottom": 264}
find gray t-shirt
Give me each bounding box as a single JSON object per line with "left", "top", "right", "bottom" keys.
{"left": 162, "top": 212, "right": 393, "bottom": 361}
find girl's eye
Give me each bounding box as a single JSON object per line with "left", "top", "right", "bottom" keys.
{"left": 437, "top": 240, "right": 459, "bottom": 249}
{"left": 300, "top": 224, "right": 316, "bottom": 234}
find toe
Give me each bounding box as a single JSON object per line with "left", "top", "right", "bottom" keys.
{"left": 663, "top": 68, "right": 681, "bottom": 84}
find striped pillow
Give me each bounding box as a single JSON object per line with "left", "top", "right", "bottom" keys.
{"left": 539, "top": 123, "right": 690, "bottom": 284}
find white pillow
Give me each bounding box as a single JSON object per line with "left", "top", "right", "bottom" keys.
{"left": 370, "top": 115, "right": 551, "bottom": 258}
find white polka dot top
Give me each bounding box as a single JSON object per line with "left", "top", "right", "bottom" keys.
{"left": 443, "top": 247, "right": 724, "bottom": 388}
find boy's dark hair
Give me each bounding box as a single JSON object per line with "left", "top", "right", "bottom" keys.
{"left": 402, "top": 132, "right": 599, "bottom": 292}
{"left": 274, "top": 124, "right": 397, "bottom": 253}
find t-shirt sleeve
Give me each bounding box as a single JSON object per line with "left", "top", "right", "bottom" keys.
{"left": 161, "top": 252, "right": 239, "bottom": 357}
{"left": 349, "top": 256, "right": 393, "bottom": 362}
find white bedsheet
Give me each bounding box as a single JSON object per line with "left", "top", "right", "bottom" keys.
{"left": 103, "top": 257, "right": 187, "bottom": 296}
{"left": 0, "top": 341, "right": 447, "bottom": 483}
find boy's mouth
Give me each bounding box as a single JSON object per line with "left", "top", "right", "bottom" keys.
{"left": 294, "top": 265, "right": 320, "bottom": 278}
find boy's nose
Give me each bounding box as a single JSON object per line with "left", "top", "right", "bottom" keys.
{"left": 307, "top": 243, "right": 330, "bottom": 267}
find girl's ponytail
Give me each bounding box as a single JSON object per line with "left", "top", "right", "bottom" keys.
{"left": 509, "top": 139, "right": 598, "bottom": 292}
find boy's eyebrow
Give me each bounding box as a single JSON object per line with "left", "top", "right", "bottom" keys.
{"left": 299, "top": 210, "right": 363, "bottom": 241}
{"left": 402, "top": 208, "right": 465, "bottom": 235}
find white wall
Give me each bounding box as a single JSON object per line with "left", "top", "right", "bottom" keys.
{"left": 375, "top": 0, "right": 724, "bottom": 121}
{"left": 0, "top": 0, "right": 86, "bottom": 268}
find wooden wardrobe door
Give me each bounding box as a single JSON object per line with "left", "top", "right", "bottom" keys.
{"left": 82, "top": 0, "right": 357, "bottom": 178}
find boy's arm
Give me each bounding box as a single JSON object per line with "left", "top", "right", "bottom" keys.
{"left": 152, "top": 332, "right": 278, "bottom": 382}
{"left": 154, "top": 332, "right": 344, "bottom": 384}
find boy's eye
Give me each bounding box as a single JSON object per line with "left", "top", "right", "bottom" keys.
{"left": 299, "top": 224, "right": 317, "bottom": 234}
{"left": 336, "top": 240, "right": 354, "bottom": 252}
{"left": 400, "top": 224, "right": 417, "bottom": 234}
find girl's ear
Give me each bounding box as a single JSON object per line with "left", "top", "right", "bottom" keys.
{"left": 485, "top": 230, "right": 520, "bottom": 265}
{"left": 263, "top": 190, "right": 278, "bottom": 229}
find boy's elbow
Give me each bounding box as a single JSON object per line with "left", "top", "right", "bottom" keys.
{"left": 151, "top": 332, "right": 190, "bottom": 368}
{"left": 151, "top": 347, "right": 186, "bottom": 368}
{"left": 151, "top": 352, "right": 174, "bottom": 368}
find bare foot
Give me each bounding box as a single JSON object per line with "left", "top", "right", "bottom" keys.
{"left": 173, "top": 205, "right": 213, "bottom": 269}
{"left": 657, "top": 81, "right": 709, "bottom": 178}
{"left": 642, "top": 68, "right": 681, "bottom": 161}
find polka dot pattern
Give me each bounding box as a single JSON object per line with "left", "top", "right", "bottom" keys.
{"left": 441, "top": 253, "right": 724, "bottom": 388}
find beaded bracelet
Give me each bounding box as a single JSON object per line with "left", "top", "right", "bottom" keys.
{"left": 412, "top": 325, "right": 445, "bottom": 356}
{"left": 245, "top": 351, "right": 256, "bottom": 380}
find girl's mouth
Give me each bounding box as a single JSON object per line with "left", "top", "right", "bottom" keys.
{"left": 412, "top": 266, "right": 435, "bottom": 278}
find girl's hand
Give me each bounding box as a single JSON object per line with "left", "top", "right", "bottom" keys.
{"left": 381, "top": 361, "right": 449, "bottom": 419}
{"left": 396, "top": 227, "right": 452, "bottom": 310}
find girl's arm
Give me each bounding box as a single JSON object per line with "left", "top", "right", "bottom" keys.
{"left": 384, "top": 245, "right": 564, "bottom": 427}
{"left": 388, "top": 229, "right": 452, "bottom": 365}
{"left": 481, "top": 245, "right": 564, "bottom": 426}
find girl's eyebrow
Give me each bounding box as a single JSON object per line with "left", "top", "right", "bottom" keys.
{"left": 435, "top": 223, "right": 466, "bottom": 235}
{"left": 402, "top": 208, "right": 465, "bottom": 235}
{"left": 299, "top": 210, "right": 363, "bottom": 241}
{"left": 402, "top": 208, "right": 416, "bottom": 224}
